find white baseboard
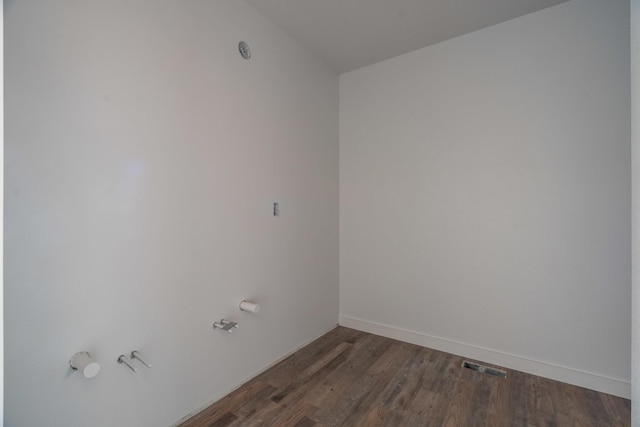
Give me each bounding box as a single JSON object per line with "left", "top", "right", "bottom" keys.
{"left": 339, "top": 315, "right": 630, "bottom": 399}
{"left": 170, "top": 323, "right": 339, "bottom": 426}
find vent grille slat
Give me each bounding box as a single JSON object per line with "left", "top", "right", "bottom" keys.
{"left": 462, "top": 360, "right": 507, "bottom": 379}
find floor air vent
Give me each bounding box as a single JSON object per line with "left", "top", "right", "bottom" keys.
{"left": 462, "top": 360, "right": 507, "bottom": 379}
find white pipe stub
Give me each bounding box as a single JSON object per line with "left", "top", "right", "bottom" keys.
{"left": 239, "top": 300, "right": 260, "bottom": 313}
{"left": 69, "top": 351, "right": 101, "bottom": 378}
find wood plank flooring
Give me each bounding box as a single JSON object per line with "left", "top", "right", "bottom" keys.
{"left": 179, "top": 327, "right": 630, "bottom": 426}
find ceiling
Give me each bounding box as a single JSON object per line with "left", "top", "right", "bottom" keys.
{"left": 245, "top": 0, "right": 570, "bottom": 73}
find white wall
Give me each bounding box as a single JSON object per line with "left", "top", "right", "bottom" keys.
{"left": 4, "top": 1, "right": 339, "bottom": 426}
{"left": 340, "top": 0, "right": 631, "bottom": 397}
{"left": 631, "top": 0, "right": 639, "bottom": 421}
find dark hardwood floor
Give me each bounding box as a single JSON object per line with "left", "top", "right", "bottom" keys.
{"left": 179, "top": 326, "right": 630, "bottom": 426}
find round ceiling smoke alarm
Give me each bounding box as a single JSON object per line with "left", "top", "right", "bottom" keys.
{"left": 238, "top": 41, "right": 251, "bottom": 59}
